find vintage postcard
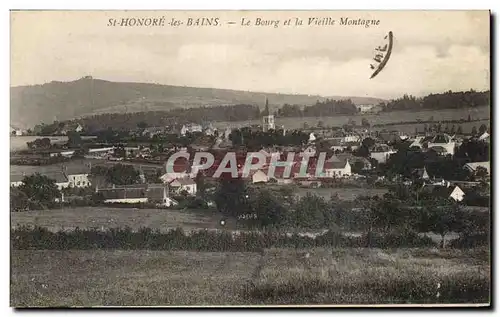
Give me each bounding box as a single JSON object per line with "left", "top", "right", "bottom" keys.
{"left": 10, "top": 10, "right": 491, "bottom": 307}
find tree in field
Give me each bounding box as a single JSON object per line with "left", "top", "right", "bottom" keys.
{"left": 15, "top": 174, "right": 61, "bottom": 210}
{"left": 137, "top": 121, "right": 148, "bottom": 130}
{"left": 475, "top": 166, "right": 489, "bottom": 181}
{"left": 247, "top": 189, "right": 288, "bottom": 228}
{"left": 419, "top": 200, "right": 461, "bottom": 248}
{"left": 214, "top": 177, "right": 250, "bottom": 218}
{"left": 456, "top": 125, "right": 463, "bottom": 135}
{"left": 317, "top": 120, "right": 324, "bottom": 128}
{"left": 479, "top": 124, "right": 488, "bottom": 135}
{"left": 27, "top": 138, "right": 51, "bottom": 150}
{"left": 289, "top": 193, "right": 328, "bottom": 229}
{"left": 471, "top": 126, "right": 478, "bottom": 135}
{"left": 67, "top": 131, "right": 83, "bottom": 148}
{"left": 10, "top": 187, "right": 29, "bottom": 212}
{"left": 361, "top": 118, "right": 370, "bottom": 128}
{"left": 106, "top": 164, "right": 139, "bottom": 185}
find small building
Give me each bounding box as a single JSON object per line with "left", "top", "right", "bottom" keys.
{"left": 181, "top": 123, "right": 203, "bottom": 136}
{"left": 323, "top": 156, "right": 351, "bottom": 178}
{"left": 169, "top": 178, "right": 197, "bottom": 195}
{"left": 97, "top": 183, "right": 178, "bottom": 206}
{"left": 370, "top": 144, "right": 396, "bottom": 164}
{"left": 413, "top": 167, "right": 430, "bottom": 180}
{"left": 301, "top": 145, "right": 317, "bottom": 157}
{"left": 251, "top": 170, "right": 269, "bottom": 184}
{"left": 10, "top": 126, "right": 23, "bottom": 136}
{"left": 10, "top": 174, "right": 25, "bottom": 187}
{"left": 463, "top": 161, "right": 490, "bottom": 175}
{"left": 44, "top": 172, "right": 71, "bottom": 190}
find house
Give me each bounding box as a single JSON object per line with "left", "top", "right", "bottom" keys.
{"left": 370, "top": 144, "right": 396, "bottom": 164}
{"left": 169, "top": 178, "right": 197, "bottom": 195}
{"left": 355, "top": 104, "right": 376, "bottom": 114}
{"left": 251, "top": 170, "right": 269, "bottom": 184}
{"left": 323, "top": 156, "right": 351, "bottom": 178}
{"left": 181, "top": 123, "right": 203, "bottom": 136}
{"left": 427, "top": 133, "right": 456, "bottom": 156}
{"left": 64, "top": 165, "right": 92, "bottom": 188}
{"left": 85, "top": 147, "right": 115, "bottom": 159}
{"left": 478, "top": 132, "right": 490, "bottom": 142}
{"left": 10, "top": 174, "right": 25, "bottom": 187}
{"left": 342, "top": 134, "right": 360, "bottom": 143}
{"left": 301, "top": 145, "right": 316, "bottom": 157}
{"left": 10, "top": 126, "right": 23, "bottom": 136}
{"left": 146, "top": 183, "right": 179, "bottom": 207}
{"left": 413, "top": 167, "right": 430, "bottom": 180}
{"left": 336, "top": 154, "right": 372, "bottom": 171}
{"left": 143, "top": 127, "right": 165, "bottom": 138}
{"left": 98, "top": 184, "right": 149, "bottom": 204}
{"left": 43, "top": 172, "right": 71, "bottom": 190}
{"left": 433, "top": 185, "right": 466, "bottom": 202}
{"left": 308, "top": 132, "right": 316, "bottom": 143}
{"left": 61, "top": 122, "right": 84, "bottom": 135}
{"left": 463, "top": 161, "right": 490, "bottom": 175}
{"left": 97, "top": 183, "right": 178, "bottom": 206}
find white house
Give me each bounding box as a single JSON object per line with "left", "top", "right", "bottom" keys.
{"left": 169, "top": 178, "right": 197, "bottom": 195}
{"left": 370, "top": 144, "right": 396, "bottom": 164}
{"left": 97, "top": 184, "right": 178, "bottom": 206}
{"left": 181, "top": 123, "right": 203, "bottom": 136}
{"left": 10, "top": 126, "right": 23, "bottom": 136}
{"left": 428, "top": 133, "right": 456, "bottom": 156}
{"left": 342, "top": 134, "right": 361, "bottom": 143}
{"left": 478, "top": 132, "right": 490, "bottom": 142}
{"left": 10, "top": 172, "right": 69, "bottom": 189}
{"left": 324, "top": 159, "right": 351, "bottom": 178}
{"left": 308, "top": 132, "right": 316, "bottom": 143}
{"left": 355, "top": 104, "right": 376, "bottom": 113}
{"left": 449, "top": 186, "right": 466, "bottom": 202}
{"left": 66, "top": 172, "right": 91, "bottom": 188}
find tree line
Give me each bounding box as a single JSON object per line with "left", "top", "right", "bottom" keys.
{"left": 381, "top": 90, "right": 490, "bottom": 112}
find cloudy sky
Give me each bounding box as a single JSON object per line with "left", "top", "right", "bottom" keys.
{"left": 11, "top": 10, "right": 489, "bottom": 99}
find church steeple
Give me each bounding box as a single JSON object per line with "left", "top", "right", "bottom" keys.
{"left": 263, "top": 97, "right": 270, "bottom": 116}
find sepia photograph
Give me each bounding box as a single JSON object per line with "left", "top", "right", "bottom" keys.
{"left": 9, "top": 10, "right": 491, "bottom": 307}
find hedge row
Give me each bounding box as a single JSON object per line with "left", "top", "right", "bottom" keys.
{"left": 11, "top": 226, "right": 488, "bottom": 251}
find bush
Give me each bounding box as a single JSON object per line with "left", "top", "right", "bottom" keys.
{"left": 10, "top": 227, "right": 453, "bottom": 251}
{"left": 449, "top": 233, "right": 490, "bottom": 249}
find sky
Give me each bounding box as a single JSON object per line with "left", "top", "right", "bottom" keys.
{"left": 10, "top": 10, "right": 490, "bottom": 99}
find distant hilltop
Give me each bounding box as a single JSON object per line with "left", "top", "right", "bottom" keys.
{"left": 10, "top": 77, "right": 385, "bottom": 129}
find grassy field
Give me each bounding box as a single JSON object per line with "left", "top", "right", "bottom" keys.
{"left": 10, "top": 158, "right": 163, "bottom": 178}
{"left": 10, "top": 247, "right": 490, "bottom": 306}
{"left": 213, "top": 106, "right": 490, "bottom": 130}
{"left": 296, "top": 187, "right": 388, "bottom": 200}
{"left": 10, "top": 207, "right": 229, "bottom": 233}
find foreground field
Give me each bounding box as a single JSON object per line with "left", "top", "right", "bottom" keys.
{"left": 11, "top": 248, "right": 490, "bottom": 306}
{"left": 213, "top": 106, "right": 490, "bottom": 131}
{"left": 10, "top": 207, "right": 227, "bottom": 233}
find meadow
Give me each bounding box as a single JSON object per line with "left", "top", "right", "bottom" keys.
{"left": 296, "top": 187, "right": 388, "bottom": 200}
{"left": 10, "top": 247, "right": 490, "bottom": 306}
{"left": 212, "top": 106, "right": 490, "bottom": 131}
{"left": 10, "top": 207, "right": 227, "bottom": 233}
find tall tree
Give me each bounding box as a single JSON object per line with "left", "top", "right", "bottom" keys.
{"left": 16, "top": 174, "right": 61, "bottom": 210}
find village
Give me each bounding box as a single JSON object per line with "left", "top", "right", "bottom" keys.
{"left": 10, "top": 97, "right": 491, "bottom": 214}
